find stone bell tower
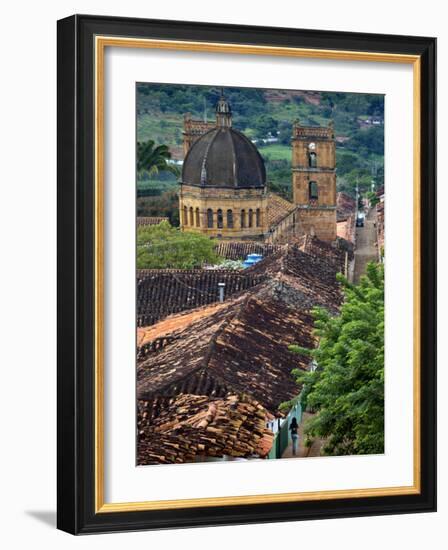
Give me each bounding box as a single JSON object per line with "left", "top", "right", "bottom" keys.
{"left": 292, "top": 120, "right": 337, "bottom": 241}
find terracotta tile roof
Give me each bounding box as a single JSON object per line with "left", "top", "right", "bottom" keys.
{"left": 137, "top": 301, "right": 230, "bottom": 347}
{"left": 251, "top": 240, "right": 345, "bottom": 305}
{"left": 137, "top": 289, "right": 315, "bottom": 413}
{"left": 137, "top": 269, "right": 266, "bottom": 327}
{"left": 138, "top": 394, "right": 274, "bottom": 464}
{"left": 137, "top": 245, "right": 342, "bottom": 412}
{"left": 137, "top": 216, "right": 169, "bottom": 226}
{"left": 266, "top": 193, "right": 295, "bottom": 228}
{"left": 136, "top": 242, "right": 343, "bottom": 464}
{"left": 215, "top": 241, "right": 282, "bottom": 261}
{"left": 292, "top": 234, "right": 350, "bottom": 273}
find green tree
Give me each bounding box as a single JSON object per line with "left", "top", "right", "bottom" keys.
{"left": 137, "top": 140, "right": 179, "bottom": 178}
{"left": 289, "top": 263, "right": 384, "bottom": 456}
{"left": 347, "top": 126, "right": 384, "bottom": 156}
{"left": 254, "top": 115, "right": 278, "bottom": 137}
{"left": 137, "top": 190, "right": 180, "bottom": 226}
{"left": 336, "top": 151, "right": 360, "bottom": 176}
{"left": 365, "top": 191, "right": 380, "bottom": 207}
{"left": 278, "top": 120, "right": 292, "bottom": 145}
{"left": 137, "top": 221, "right": 221, "bottom": 269}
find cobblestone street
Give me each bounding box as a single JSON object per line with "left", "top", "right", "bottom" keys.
{"left": 354, "top": 208, "right": 378, "bottom": 283}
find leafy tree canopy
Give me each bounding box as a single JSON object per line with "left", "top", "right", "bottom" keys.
{"left": 137, "top": 190, "right": 180, "bottom": 226}
{"left": 365, "top": 191, "right": 380, "bottom": 207}
{"left": 137, "top": 221, "right": 221, "bottom": 269}
{"left": 289, "top": 263, "right": 384, "bottom": 456}
{"left": 347, "top": 126, "right": 384, "bottom": 157}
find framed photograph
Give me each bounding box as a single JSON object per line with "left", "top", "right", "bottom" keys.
{"left": 57, "top": 14, "right": 436, "bottom": 534}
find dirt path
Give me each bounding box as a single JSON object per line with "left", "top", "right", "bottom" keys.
{"left": 353, "top": 208, "right": 378, "bottom": 283}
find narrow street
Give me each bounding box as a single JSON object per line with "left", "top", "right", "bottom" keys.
{"left": 281, "top": 412, "right": 325, "bottom": 459}
{"left": 353, "top": 208, "right": 378, "bottom": 283}
{"left": 281, "top": 209, "right": 379, "bottom": 461}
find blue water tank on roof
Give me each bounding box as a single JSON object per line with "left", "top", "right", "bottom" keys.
{"left": 243, "top": 253, "right": 263, "bottom": 268}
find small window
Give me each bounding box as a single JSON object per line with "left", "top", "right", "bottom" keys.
{"left": 248, "top": 209, "right": 253, "bottom": 228}
{"left": 309, "top": 152, "right": 317, "bottom": 168}
{"left": 183, "top": 206, "right": 188, "bottom": 225}
{"left": 309, "top": 181, "right": 318, "bottom": 200}
{"left": 240, "top": 209, "right": 246, "bottom": 228}
{"left": 256, "top": 208, "right": 261, "bottom": 227}
{"left": 195, "top": 208, "right": 200, "bottom": 227}
{"left": 189, "top": 207, "right": 194, "bottom": 226}
{"left": 227, "top": 209, "right": 233, "bottom": 228}
{"left": 207, "top": 208, "right": 214, "bottom": 228}
{"left": 217, "top": 209, "right": 223, "bottom": 229}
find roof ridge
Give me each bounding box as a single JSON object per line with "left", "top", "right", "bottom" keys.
{"left": 200, "top": 128, "right": 219, "bottom": 185}
{"left": 201, "top": 293, "right": 252, "bottom": 373}
{"left": 227, "top": 127, "right": 238, "bottom": 185}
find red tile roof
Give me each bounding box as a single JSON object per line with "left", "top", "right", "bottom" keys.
{"left": 136, "top": 242, "right": 343, "bottom": 464}
{"left": 266, "top": 193, "right": 295, "bottom": 228}
{"left": 138, "top": 394, "right": 274, "bottom": 464}
{"left": 137, "top": 216, "right": 169, "bottom": 226}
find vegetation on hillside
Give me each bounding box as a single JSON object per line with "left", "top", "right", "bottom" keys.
{"left": 287, "top": 262, "right": 384, "bottom": 455}
{"left": 136, "top": 84, "right": 384, "bottom": 218}
{"left": 137, "top": 221, "right": 221, "bottom": 269}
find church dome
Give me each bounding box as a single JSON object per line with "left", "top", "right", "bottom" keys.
{"left": 182, "top": 126, "right": 266, "bottom": 188}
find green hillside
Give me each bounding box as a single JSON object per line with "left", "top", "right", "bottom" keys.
{"left": 136, "top": 83, "right": 384, "bottom": 206}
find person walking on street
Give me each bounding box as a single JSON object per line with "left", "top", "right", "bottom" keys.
{"left": 289, "top": 417, "right": 299, "bottom": 456}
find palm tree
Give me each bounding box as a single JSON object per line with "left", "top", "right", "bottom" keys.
{"left": 137, "top": 140, "right": 180, "bottom": 178}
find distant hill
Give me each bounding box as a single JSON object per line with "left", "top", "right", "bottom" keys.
{"left": 137, "top": 84, "right": 384, "bottom": 200}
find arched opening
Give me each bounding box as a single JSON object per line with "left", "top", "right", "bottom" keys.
{"left": 309, "top": 181, "right": 318, "bottom": 201}
{"left": 189, "top": 207, "right": 194, "bottom": 226}
{"left": 183, "top": 205, "right": 188, "bottom": 225}
{"left": 227, "top": 209, "right": 233, "bottom": 228}
{"left": 309, "top": 152, "right": 317, "bottom": 168}
{"left": 217, "top": 209, "right": 223, "bottom": 229}
{"left": 240, "top": 209, "right": 246, "bottom": 229}
{"left": 248, "top": 209, "right": 253, "bottom": 228}
{"left": 195, "top": 207, "right": 200, "bottom": 227}
{"left": 207, "top": 208, "right": 213, "bottom": 228}
{"left": 256, "top": 208, "right": 261, "bottom": 227}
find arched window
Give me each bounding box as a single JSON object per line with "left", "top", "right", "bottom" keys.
{"left": 207, "top": 209, "right": 214, "bottom": 228}
{"left": 309, "top": 181, "right": 318, "bottom": 201}
{"left": 189, "top": 207, "right": 194, "bottom": 226}
{"left": 183, "top": 205, "right": 188, "bottom": 225}
{"left": 256, "top": 208, "right": 261, "bottom": 227}
{"left": 227, "top": 209, "right": 233, "bottom": 228}
{"left": 248, "top": 209, "right": 253, "bottom": 228}
{"left": 217, "top": 209, "right": 223, "bottom": 229}
{"left": 240, "top": 209, "right": 246, "bottom": 228}
{"left": 195, "top": 207, "right": 200, "bottom": 227}
{"left": 309, "top": 152, "right": 317, "bottom": 168}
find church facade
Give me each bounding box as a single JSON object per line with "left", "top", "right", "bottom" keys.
{"left": 179, "top": 95, "right": 337, "bottom": 242}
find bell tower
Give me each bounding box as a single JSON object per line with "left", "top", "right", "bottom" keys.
{"left": 291, "top": 120, "right": 337, "bottom": 241}
{"left": 215, "top": 94, "right": 232, "bottom": 127}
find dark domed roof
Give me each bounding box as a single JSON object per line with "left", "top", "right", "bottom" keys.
{"left": 182, "top": 127, "right": 266, "bottom": 188}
